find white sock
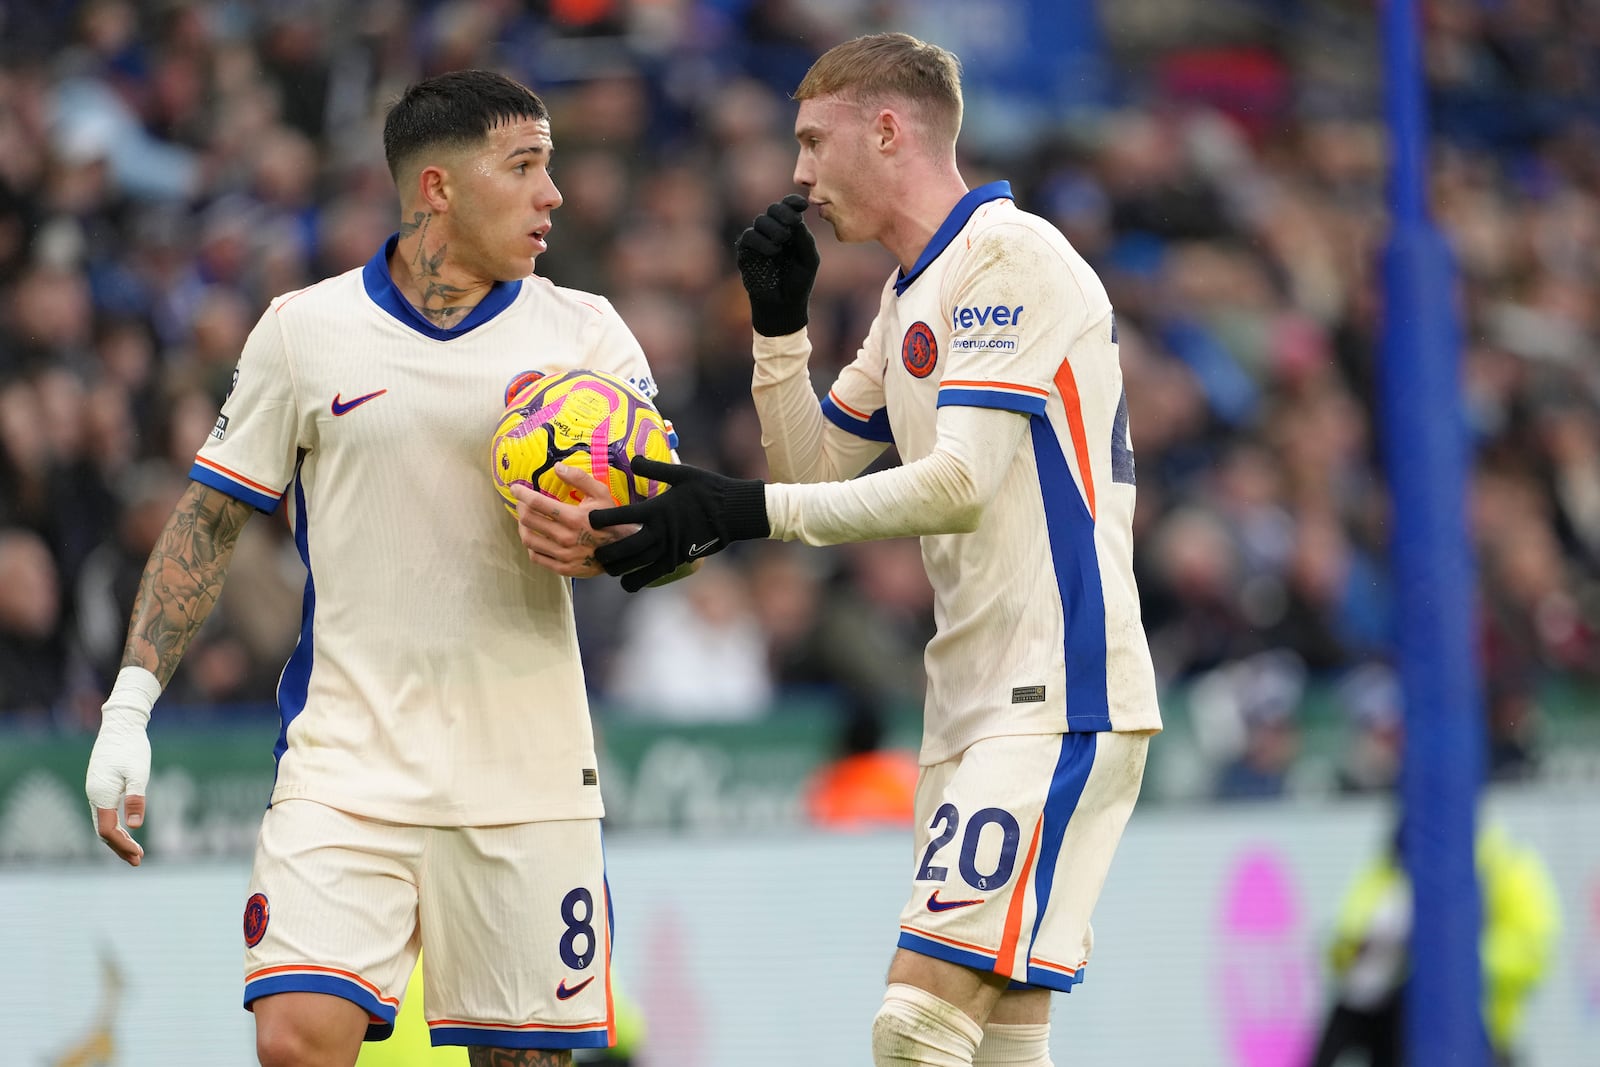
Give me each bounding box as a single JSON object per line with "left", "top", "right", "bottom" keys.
{"left": 871, "top": 982, "right": 985, "bottom": 1067}
{"left": 973, "top": 1022, "right": 1052, "bottom": 1066}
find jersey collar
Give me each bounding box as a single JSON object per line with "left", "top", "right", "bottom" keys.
{"left": 362, "top": 233, "right": 523, "bottom": 340}
{"left": 894, "top": 180, "right": 1014, "bottom": 297}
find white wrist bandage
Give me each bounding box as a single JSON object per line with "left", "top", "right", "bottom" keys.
{"left": 85, "top": 667, "right": 162, "bottom": 815}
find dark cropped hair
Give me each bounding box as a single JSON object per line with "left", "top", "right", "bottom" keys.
{"left": 383, "top": 70, "right": 549, "bottom": 181}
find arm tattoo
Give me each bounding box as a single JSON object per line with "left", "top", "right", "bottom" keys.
{"left": 120, "top": 482, "right": 254, "bottom": 685}
{"left": 468, "top": 1048, "right": 572, "bottom": 1067}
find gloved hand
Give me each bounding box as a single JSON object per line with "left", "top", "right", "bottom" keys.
{"left": 736, "top": 194, "right": 819, "bottom": 337}
{"left": 86, "top": 667, "right": 161, "bottom": 867}
{"left": 591, "top": 456, "right": 771, "bottom": 592}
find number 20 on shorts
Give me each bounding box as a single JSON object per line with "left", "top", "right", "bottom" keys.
{"left": 915, "top": 804, "right": 1022, "bottom": 892}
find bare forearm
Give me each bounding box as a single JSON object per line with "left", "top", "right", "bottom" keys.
{"left": 120, "top": 481, "right": 254, "bottom": 685}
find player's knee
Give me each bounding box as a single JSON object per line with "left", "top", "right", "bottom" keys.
{"left": 972, "top": 1022, "right": 1053, "bottom": 1066}
{"left": 255, "top": 1020, "right": 320, "bottom": 1067}
{"left": 871, "top": 982, "right": 984, "bottom": 1067}
{"left": 254, "top": 999, "right": 361, "bottom": 1067}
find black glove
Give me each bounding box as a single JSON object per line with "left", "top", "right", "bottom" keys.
{"left": 736, "top": 194, "right": 819, "bottom": 337}
{"left": 590, "top": 456, "right": 771, "bottom": 592}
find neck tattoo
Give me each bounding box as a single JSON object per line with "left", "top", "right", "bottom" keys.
{"left": 400, "top": 211, "right": 477, "bottom": 327}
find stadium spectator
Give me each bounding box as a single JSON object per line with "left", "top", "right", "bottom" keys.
{"left": 805, "top": 539, "right": 936, "bottom": 713}
{"left": 1308, "top": 819, "right": 1562, "bottom": 1067}
{"left": 744, "top": 539, "right": 834, "bottom": 693}
{"left": 605, "top": 557, "right": 774, "bottom": 722}
{"left": 1196, "top": 650, "right": 1309, "bottom": 801}
{"left": 0, "top": 527, "right": 75, "bottom": 722}
{"left": 73, "top": 461, "right": 187, "bottom": 692}
{"left": 1332, "top": 662, "right": 1405, "bottom": 796}
{"left": 0, "top": 0, "right": 1589, "bottom": 806}
{"left": 802, "top": 691, "right": 918, "bottom": 830}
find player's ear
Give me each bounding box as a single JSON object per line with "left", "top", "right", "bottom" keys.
{"left": 417, "top": 164, "right": 451, "bottom": 214}
{"left": 874, "top": 107, "right": 902, "bottom": 154}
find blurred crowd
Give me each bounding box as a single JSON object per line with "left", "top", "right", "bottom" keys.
{"left": 1, "top": 0, "right": 1597, "bottom": 801}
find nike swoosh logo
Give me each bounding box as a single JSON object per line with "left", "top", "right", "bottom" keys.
{"left": 687, "top": 539, "right": 719, "bottom": 558}
{"left": 330, "top": 389, "right": 388, "bottom": 415}
{"left": 926, "top": 890, "right": 983, "bottom": 913}
{"left": 555, "top": 976, "right": 594, "bottom": 1000}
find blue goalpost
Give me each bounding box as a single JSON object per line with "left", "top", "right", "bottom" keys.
{"left": 1379, "top": 1, "right": 1487, "bottom": 1063}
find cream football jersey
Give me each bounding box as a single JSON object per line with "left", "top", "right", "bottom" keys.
{"left": 821, "top": 182, "right": 1161, "bottom": 762}
{"left": 191, "top": 236, "right": 674, "bottom": 825}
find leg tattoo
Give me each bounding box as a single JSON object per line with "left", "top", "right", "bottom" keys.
{"left": 467, "top": 1048, "right": 573, "bottom": 1067}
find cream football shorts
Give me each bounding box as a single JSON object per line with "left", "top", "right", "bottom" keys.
{"left": 241, "top": 798, "right": 614, "bottom": 1050}
{"left": 896, "top": 730, "right": 1148, "bottom": 991}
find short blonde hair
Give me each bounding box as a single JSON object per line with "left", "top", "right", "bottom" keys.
{"left": 795, "top": 33, "right": 963, "bottom": 145}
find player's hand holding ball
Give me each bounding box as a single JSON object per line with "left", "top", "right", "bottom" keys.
{"left": 512, "top": 467, "right": 639, "bottom": 578}
{"left": 736, "top": 194, "right": 818, "bottom": 337}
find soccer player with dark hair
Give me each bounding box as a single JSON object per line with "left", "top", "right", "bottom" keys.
{"left": 85, "top": 69, "right": 667, "bottom": 1067}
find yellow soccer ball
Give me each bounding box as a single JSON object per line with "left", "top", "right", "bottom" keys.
{"left": 490, "top": 369, "right": 673, "bottom": 511}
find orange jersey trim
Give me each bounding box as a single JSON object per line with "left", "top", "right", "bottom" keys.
{"left": 827, "top": 390, "right": 874, "bottom": 422}
{"left": 996, "top": 815, "right": 1045, "bottom": 967}
{"left": 245, "top": 964, "right": 399, "bottom": 1006}
{"left": 939, "top": 379, "right": 1050, "bottom": 398}
{"left": 898, "top": 925, "right": 998, "bottom": 957}
{"left": 192, "top": 455, "right": 283, "bottom": 498}
{"left": 427, "top": 1018, "right": 609, "bottom": 1032}
{"left": 1051, "top": 358, "right": 1096, "bottom": 520}
{"left": 1027, "top": 955, "right": 1086, "bottom": 976}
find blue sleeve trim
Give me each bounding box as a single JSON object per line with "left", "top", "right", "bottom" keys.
{"left": 429, "top": 1026, "right": 611, "bottom": 1050}
{"left": 244, "top": 974, "right": 395, "bottom": 1040}
{"left": 821, "top": 395, "right": 894, "bottom": 442}
{"left": 666, "top": 428, "right": 680, "bottom": 450}
{"left": 935, "top": 389, "right": 1048, "bottom": 414}
{"left": 188, "top": 462, "right": 282, "bottom": 513}
{"left": 894, "top": 933, "right": 1086, "bottom": 993}
{"left": 1023, "top": 963, "right": 1087, "bottom": 993}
